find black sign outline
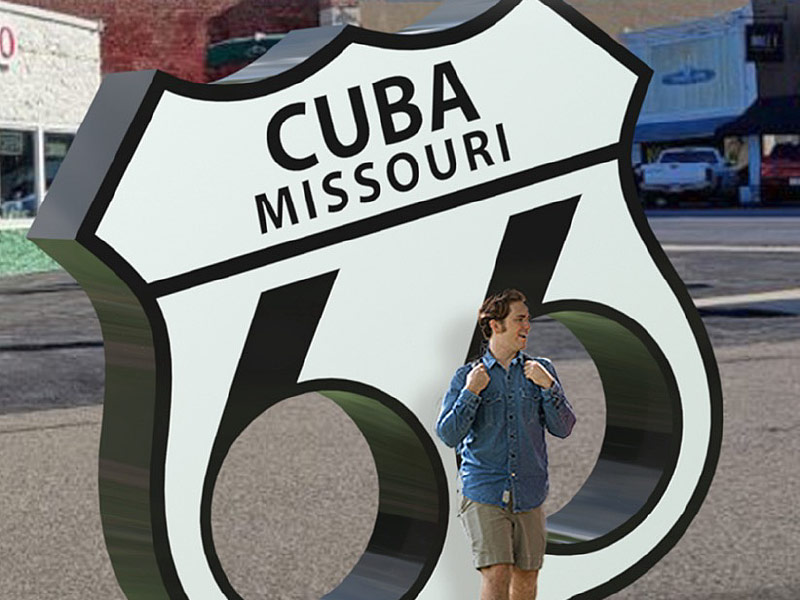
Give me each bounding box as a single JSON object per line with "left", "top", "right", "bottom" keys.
{"left": 28, "top": 1, "right": 723, "bottom": 598}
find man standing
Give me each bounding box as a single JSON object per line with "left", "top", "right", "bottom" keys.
{"left": 436, "top": 289, "right": 576, "bottom": 600}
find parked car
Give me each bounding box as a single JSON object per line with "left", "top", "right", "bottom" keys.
{"left": 761, "top": 143, "right": 800, "bottom": 202}
{"left": 639, "top": 147, "right": 738, "bottom": 206}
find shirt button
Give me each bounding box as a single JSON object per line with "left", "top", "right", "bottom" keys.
{"left": 511, "top": 453, "right": 516, "bottom": 458}
{"left": 511, "top": 472, "right": 516, "bottom": 477}
{"left": 509, "top": 415, "right": 514, "bottom": 419}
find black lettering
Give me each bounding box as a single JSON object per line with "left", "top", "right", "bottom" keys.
{"left": 267, "top": 103, "right": 318, "bottom": 171}
{"left": 373, "top": 76, "right": 423, "bottom": 145}
{"left": 425, "top": 138, "right": 457, "bottom": 181}
{"left": 387, "top": 153, "right": 420, "bottom": 193}
{"left": 432, "top": 61, "right": 480, "bottom": 132}
{"left": 496, "top": 123, "right": 511, "bottom": 163}
{"left": 302, "top": 180, "right": 317, "bottom": 220}
{"left": 315, "top": 87, "right": 370, "bottom": 159}
{"left": 355, "top": 162, "right": 381, "bottom": 203}
{"left": 323, "top": 171, "right": 349, "bottom": 213}
{"left": 255, "top": 188, "right": 299, "bottom": 234}
{"left": 463, "top": 131, "right": 494, "bottom": 172}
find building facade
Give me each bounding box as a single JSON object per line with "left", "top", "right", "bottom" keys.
{"left": 7, "top": 0, "right": 316, "bottom": 82}
{"left": 8, "top": 0, "right": 790, "bottom": 216}
{"left": 622, "top": 5, "right": 757, "bottom": 165}
{"left": 0, "top": 1, "right": 100, "bottom": 218}
{"left": 623, "top": 0, "right": 800, "bottom": 203}
{"left": 5, "top": 0, "right": 440, "bottom": 84}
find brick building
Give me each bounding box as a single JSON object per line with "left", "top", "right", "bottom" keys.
{"left": 3, "top": 1, "right": 752, "bottom": 84}
{"left": 567, "top": 0, "right": 748, "bottom": 38}
{"left": 5, "top": 0, "right": 319, "bottom": 82}
{"left": 2, "top": 0, "right": 440, "bottom": 83}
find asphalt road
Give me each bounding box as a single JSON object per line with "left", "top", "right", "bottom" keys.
{"left": 0, "top": 208, "right": 798, "bottom": 599}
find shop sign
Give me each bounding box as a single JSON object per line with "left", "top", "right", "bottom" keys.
{"left": 662, "top": 66, "right": 716, "bottom": 86}
{"left": 0, "top": 131, "right": 23, "bottom": 156}
{"left": 746, "top": 23, "right": 784, "bottom": 62}
{"left": 0, "top": 25, "right": 16, "bottom": 67}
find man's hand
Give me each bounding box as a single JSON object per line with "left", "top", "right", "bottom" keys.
{"left": 525, "top": 360, "right": 554, "bottom": 389}
{"left": 465, "top": 363, "right": 490, "bottom": 395}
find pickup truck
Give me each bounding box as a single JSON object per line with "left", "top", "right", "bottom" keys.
{"left": 639, "top": 147, "right": 738, "bottom": 205}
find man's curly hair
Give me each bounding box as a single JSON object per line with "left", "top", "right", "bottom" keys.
{"left": 477, "top": 289, "right": 527, "bottom": 340}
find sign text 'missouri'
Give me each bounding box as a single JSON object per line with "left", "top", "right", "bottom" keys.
{"left": 255, "top": 61, "right": 511, "bottom": 235}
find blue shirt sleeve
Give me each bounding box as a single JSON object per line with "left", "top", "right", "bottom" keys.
{"left": 537, "top": 359, "right": 576, "bottom": 438}
{"left": 436, "top": 365, "right": 481, "bottom": 448}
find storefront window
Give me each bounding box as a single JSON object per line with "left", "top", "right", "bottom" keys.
{"left": 44, "top": 132, "right": 74, "bottom": 189}
{"left": 0, "top": 129, "right": 35, "bottom": 218}
{"left": 0, "top": 130, "right": 76, "bottom": 219}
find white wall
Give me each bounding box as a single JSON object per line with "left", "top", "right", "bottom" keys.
{"left": 0, "top": 1, "right": 101, "bottom": 129}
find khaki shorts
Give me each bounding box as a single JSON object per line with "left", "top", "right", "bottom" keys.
{"left": 457, "top": 492, "right": 546, "bottom": 571}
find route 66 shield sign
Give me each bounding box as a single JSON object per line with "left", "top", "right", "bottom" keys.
{"left": 28, "top": 0, "right": 722, "bottom": 598}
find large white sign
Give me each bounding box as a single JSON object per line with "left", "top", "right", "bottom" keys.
{"left": 29, "top": 1, "right": 722, "bottom": 598}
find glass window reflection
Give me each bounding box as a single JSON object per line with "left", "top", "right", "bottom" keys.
{"left": 0, "top": 129, "right": 36, "bottom": 218}
{"left": 44, "top": 132, "right": 74, "bottom": 189}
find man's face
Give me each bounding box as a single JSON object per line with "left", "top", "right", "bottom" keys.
{"left": 492, "top": 301, "right": 531, "bottom": 352}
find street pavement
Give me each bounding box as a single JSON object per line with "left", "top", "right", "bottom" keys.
{"left": 0, "top": 209, "right": 798, "bottom": 598}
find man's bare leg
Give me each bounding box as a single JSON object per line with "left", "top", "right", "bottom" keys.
{"left": 509, "top": 566, "right": 539, "bottom": 600}
{"left": 479, "top": 564, "right": 512, "bottom": 600}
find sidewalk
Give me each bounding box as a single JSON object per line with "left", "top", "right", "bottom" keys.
{"left": 0, "top": 218, "right": 34, "bottom": 231}
{"left": 1, "top": 340, "right": 798, "bottom": 599}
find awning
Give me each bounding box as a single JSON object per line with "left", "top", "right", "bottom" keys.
{"left": 716, "top": 96, "right": 800, "bottom": 136}
{"left": 634, "top": 115, "right": 739, "bottom": 143}
{"left": 206, "top": 34, "right": 285, "bottom": 69}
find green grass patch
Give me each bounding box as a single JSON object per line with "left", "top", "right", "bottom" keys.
{"left": 0, "top": 229, "right": 62, "bottom": 277}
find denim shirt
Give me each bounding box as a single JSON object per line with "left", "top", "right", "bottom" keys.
{"left": 436, "top": 350, "right": 576, "bottom": 513}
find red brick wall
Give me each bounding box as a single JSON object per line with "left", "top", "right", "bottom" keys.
{"left": 8, "top": 0, "right": 751, "bottom": 82}
{"left": 208, "top": 0, "right": 318, "bottom": 43}
{"left": 362, "top": 0, "right": 750, "bottom": 39}
{"left": 8, "top": 0, "right": 318, "bottom": 82}
{"left": 566, "top": 0, "right": 749, "bottom": 39}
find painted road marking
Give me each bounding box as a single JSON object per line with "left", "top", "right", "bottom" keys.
{"left": 694, "top": 288, "right": 800, "bottom": 308}
{"left": 664, "top": 244, "right": 800, "bottom": 253}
